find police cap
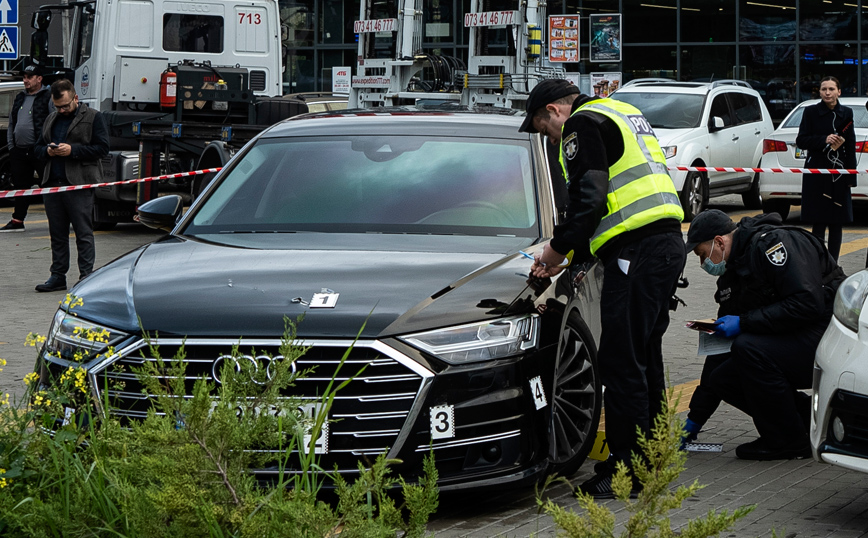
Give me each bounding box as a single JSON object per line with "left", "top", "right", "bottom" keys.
{"left": 519, "top": 78, "right": 580, "bottom": 134}
{"left": 685, "top": 209, "right": 737, "bottom": 252}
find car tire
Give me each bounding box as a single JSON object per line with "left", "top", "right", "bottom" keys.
{"left": 547, "top": 312, "right": 602, "bottom": 477}
{"left": 680, "top": 171, "right": 707, "bottom": 222}
{"left": 741, "top": 171, "right": 762, "bottom": 209}
{"left": 761, "top": 199, "right": 790, "bottom": 221}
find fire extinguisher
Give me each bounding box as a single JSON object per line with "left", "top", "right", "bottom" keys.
{"left": 160, "top": 70, "right": 177, "bottom": 109}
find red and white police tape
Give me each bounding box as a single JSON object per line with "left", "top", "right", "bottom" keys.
{"left": 0, "top": 167, "right": 223, "bottom": 199}
{"left": 0, "top": 164, "right": 863, "bottom": 199}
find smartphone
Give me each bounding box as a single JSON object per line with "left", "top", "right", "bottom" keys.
{"left": 48, "top": 143, "right": 59, "bottom": 148}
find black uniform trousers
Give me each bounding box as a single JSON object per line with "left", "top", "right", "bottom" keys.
{"left": 9, "top": 146, "right": 44, "bottom": 221}
{"left": 706, "top": 324, "right": 824, "bottom": 445}
{"left": 597, "top": 230, "right": 685, "bottom": 463}
{"left": 43, "top": 189, "right": 95, "bottom": 279}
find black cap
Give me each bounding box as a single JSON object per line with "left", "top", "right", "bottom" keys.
{"left": 685, "top": 209, "right": 737, "bottom": 252}
{"left": 519, "top": 78, "right": 580, "bottom": 133}
{"left": 23, "top": 64, "right": 42, "bottom": 77}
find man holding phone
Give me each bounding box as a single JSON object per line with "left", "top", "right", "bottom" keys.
{"left": 33, "top": 79, "right": 109, "bottom": 292}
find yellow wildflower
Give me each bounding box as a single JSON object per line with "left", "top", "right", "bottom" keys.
{"left": 25, "top": 333, "right": 46, "bottom": 347}
{"left": 0, "top": 468, "right": 8, "bottom": 488}
{"left": 23, "top": 372, "right": 39, "bottom": 386}
{"left": 0, "top": 357, "right": 5, "bottom": 372}
{"left": 0, "top": 393, "right": 8, "bottom": 406}
{"left": 61, "top": 294, "right": 84, "bottom": 309}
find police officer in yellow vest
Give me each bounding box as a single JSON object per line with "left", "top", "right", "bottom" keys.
{"left": 519, "top": 79, "right": 685, "bottom": 498}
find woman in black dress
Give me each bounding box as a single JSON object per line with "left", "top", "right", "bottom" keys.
{"left": 795, "top": 76, "right": 856, "bottom": 261}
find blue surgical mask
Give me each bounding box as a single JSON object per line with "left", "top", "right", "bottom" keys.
{"left": 701, "top": 242, "right": 726, "bottom": 276}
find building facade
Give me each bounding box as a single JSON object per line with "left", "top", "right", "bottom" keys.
{"left": 14, "top": 0, "right": 863, "bottom": 121}
{"left": 282, "top": 0, "right": 864, "bottom": 121}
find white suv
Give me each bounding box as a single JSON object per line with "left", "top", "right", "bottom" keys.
{"left": 611, "top": 79, "right": 775, "bottom": 221}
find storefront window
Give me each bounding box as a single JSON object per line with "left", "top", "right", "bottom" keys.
{"left": 622, "top": 0, "right": 675, "bottom": 43}
{"left": 319, "top": 49, "right": 359, "bottom": 90}
{"left": 740, "top": 44, "right": 796, "bottom": 122}
{"left": 320, "top": 0, "right": 360, "bottom": 44}
{"left": 739, "top": 0, "right": 796, "bottom": 42}
{"left": 800, "top": 1, "right": 856, "bottom": 41}
{"left": 424, "top": 0, "right": 454, "bottom": 44}
{"left": 680, "top": 45, "right": 735, "bottom": 82}
{"left": 682, "top": 0, "right": 735, "bottom": 43}
{"left": 799, "top": 44, "right": 858, "bottom": 101}
{"left": 281, "top": 0, "right": 315, "bottom": 47}
{"left": 285, "top": 50, "right": 316, "bottom": 93}
{"left": 622, "top": 45, "right": 676, "bottom": 82}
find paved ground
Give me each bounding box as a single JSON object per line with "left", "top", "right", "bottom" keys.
{"left": 1, "top": 196, "right": 868, "bottom": 537}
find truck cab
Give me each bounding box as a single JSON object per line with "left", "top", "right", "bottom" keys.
{"left": 46, "top": 0, "right": 282, "bottom": 111}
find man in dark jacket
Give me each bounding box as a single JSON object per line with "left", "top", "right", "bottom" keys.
{"left": 33, "top": 79, "right": 109, "bottom": 292}
{"left": 685, "top": 210, "right": 844, "bottom": 460}
{"left": 0, "top": 64, "right": 53, "bottom": 232}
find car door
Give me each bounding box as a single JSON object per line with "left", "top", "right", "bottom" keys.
{"left": 705, "top": 92, "right": 739, "bottom": 185}
{"left": 729, "top": 91, "right": 767, "bottom": 183}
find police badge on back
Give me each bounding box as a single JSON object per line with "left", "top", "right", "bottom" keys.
{"left": 765, "top": 242, "right": 787, "bottom": 266}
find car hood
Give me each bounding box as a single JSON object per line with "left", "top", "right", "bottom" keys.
{"left": 652, "top": 128, "right": 700, "bottom": 146}
{"left": 70, "top": 234, "right": 541, "bottom": 339}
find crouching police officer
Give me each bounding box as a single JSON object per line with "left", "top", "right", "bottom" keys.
{"left": 520, "top": 79, "right": 685, "bottom": 497}
{"left": 685, "top": 210, "right": 844, "bottom": 460}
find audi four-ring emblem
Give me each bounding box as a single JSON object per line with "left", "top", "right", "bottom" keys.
{"left": 211, "top": 354, "right": 298, "bottom": 384}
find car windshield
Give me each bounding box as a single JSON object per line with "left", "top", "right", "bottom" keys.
{"left": 183, "top": 135, "right": 539, "bottom": 238}
{"left": 611, "top": 92, "right": 705, "bottom": 129}
{"left": 782, "top": 102, "right": 868, "bottom": 129}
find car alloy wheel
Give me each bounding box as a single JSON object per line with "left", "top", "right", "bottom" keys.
{"left": 680, "top": 171, "right": 707, "bottom": 222}
{"left": 548, "top": 313, "right": 601, "bottom": 476}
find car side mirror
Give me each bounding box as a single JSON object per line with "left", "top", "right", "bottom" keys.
{"left": 137, "top": 195, "right": 183, "bottom": 231}
{"left": 709, "top": 116, "right": 725, "bottom": 131}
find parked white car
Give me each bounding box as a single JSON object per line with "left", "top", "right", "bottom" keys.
{"left": 758, "top": 97, "right": 868, "bottom": 221}
{"left": 812, "top": 269, "right": 868, "bottom": 474}
{"left": 611, "top": 79, "right": 774, "bottom": 220}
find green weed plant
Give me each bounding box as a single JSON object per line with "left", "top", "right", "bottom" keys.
{"left": 0, "top": 295, "right": 438, "bottom": 537}
{"left": 538, "top": 387, "right": 756, "bottom": 538}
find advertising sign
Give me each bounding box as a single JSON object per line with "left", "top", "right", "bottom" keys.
{"left": 332, "top": 66, "right": 351, "bottom": 95}
{"left": 548, "top": 15, "right": 580, "bottom": 63}
{"left": 590, "top": 14, "right": 621, "bottom": 63}
{"left": 590, "top": 72, "right": 622, "bottom": 98}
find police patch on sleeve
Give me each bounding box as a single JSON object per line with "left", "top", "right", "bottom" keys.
{"left": 562, "top": 132, "right": 578, "bottom": 160}
{"left": 765, "top": 242, "right": 787, "bottom": 266}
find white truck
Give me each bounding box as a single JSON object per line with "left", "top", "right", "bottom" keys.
{"left": 28, "top": 0, "right": 290, "bottom": 227}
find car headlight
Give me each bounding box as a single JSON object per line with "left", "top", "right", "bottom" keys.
{"left": 400, "top": 314, "right": 539, "bottom": 365}
{"left": 833, "top": 271, "right": 868, "bottom": 333}
{"left": 661, "top": 146, "right": 677, "bottom": 159}
{"left": 43, "top": 309, "right": 128, "bottom": 363}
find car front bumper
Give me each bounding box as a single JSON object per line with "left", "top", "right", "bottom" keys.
{"left": 811, "top": 316, "right": 868, "bottom": 474}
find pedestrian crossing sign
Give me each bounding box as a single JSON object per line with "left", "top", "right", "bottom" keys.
{"left": 0, "top": 26, "right": 17, "bottom": 60}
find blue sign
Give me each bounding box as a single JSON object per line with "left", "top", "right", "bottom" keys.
{"left": 0, "top": 26, "right": 17, "bottom": 60}
{"left": 0, "top": 0, "right": 17, "bottom": 25}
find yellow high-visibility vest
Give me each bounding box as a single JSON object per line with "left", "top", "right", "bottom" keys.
{"left": 558, "top": 98, "right": 683, "bottom": 255}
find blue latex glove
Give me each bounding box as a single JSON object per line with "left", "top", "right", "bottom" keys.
{"left": 714, "top": 315, "right": 741, "bottom": 338}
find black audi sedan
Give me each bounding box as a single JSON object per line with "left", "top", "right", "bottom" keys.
{"left": 35, "top": 107, "right": 604, "bottom": 490}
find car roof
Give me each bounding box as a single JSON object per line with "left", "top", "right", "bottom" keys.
{"left": 614, "top": 79, "right": 757, "bottom": 96}
{"left": 262, "top": 106, "right": 530, "bottom": 139}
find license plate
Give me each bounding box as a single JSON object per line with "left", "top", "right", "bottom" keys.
{"left": 794, "top": 147, "right": 806, "bottom": 159}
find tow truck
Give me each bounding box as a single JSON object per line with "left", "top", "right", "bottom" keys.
{"left": 25, "top": 0, "right": 291, "bottom": 227}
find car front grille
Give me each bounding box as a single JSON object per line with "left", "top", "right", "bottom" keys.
{"left": 87, "top": 338, "right": 433, "bottom": 474}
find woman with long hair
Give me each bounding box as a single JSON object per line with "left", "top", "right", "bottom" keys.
{"left": 795, "top": 76, "right": 856, "bottom": 261}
